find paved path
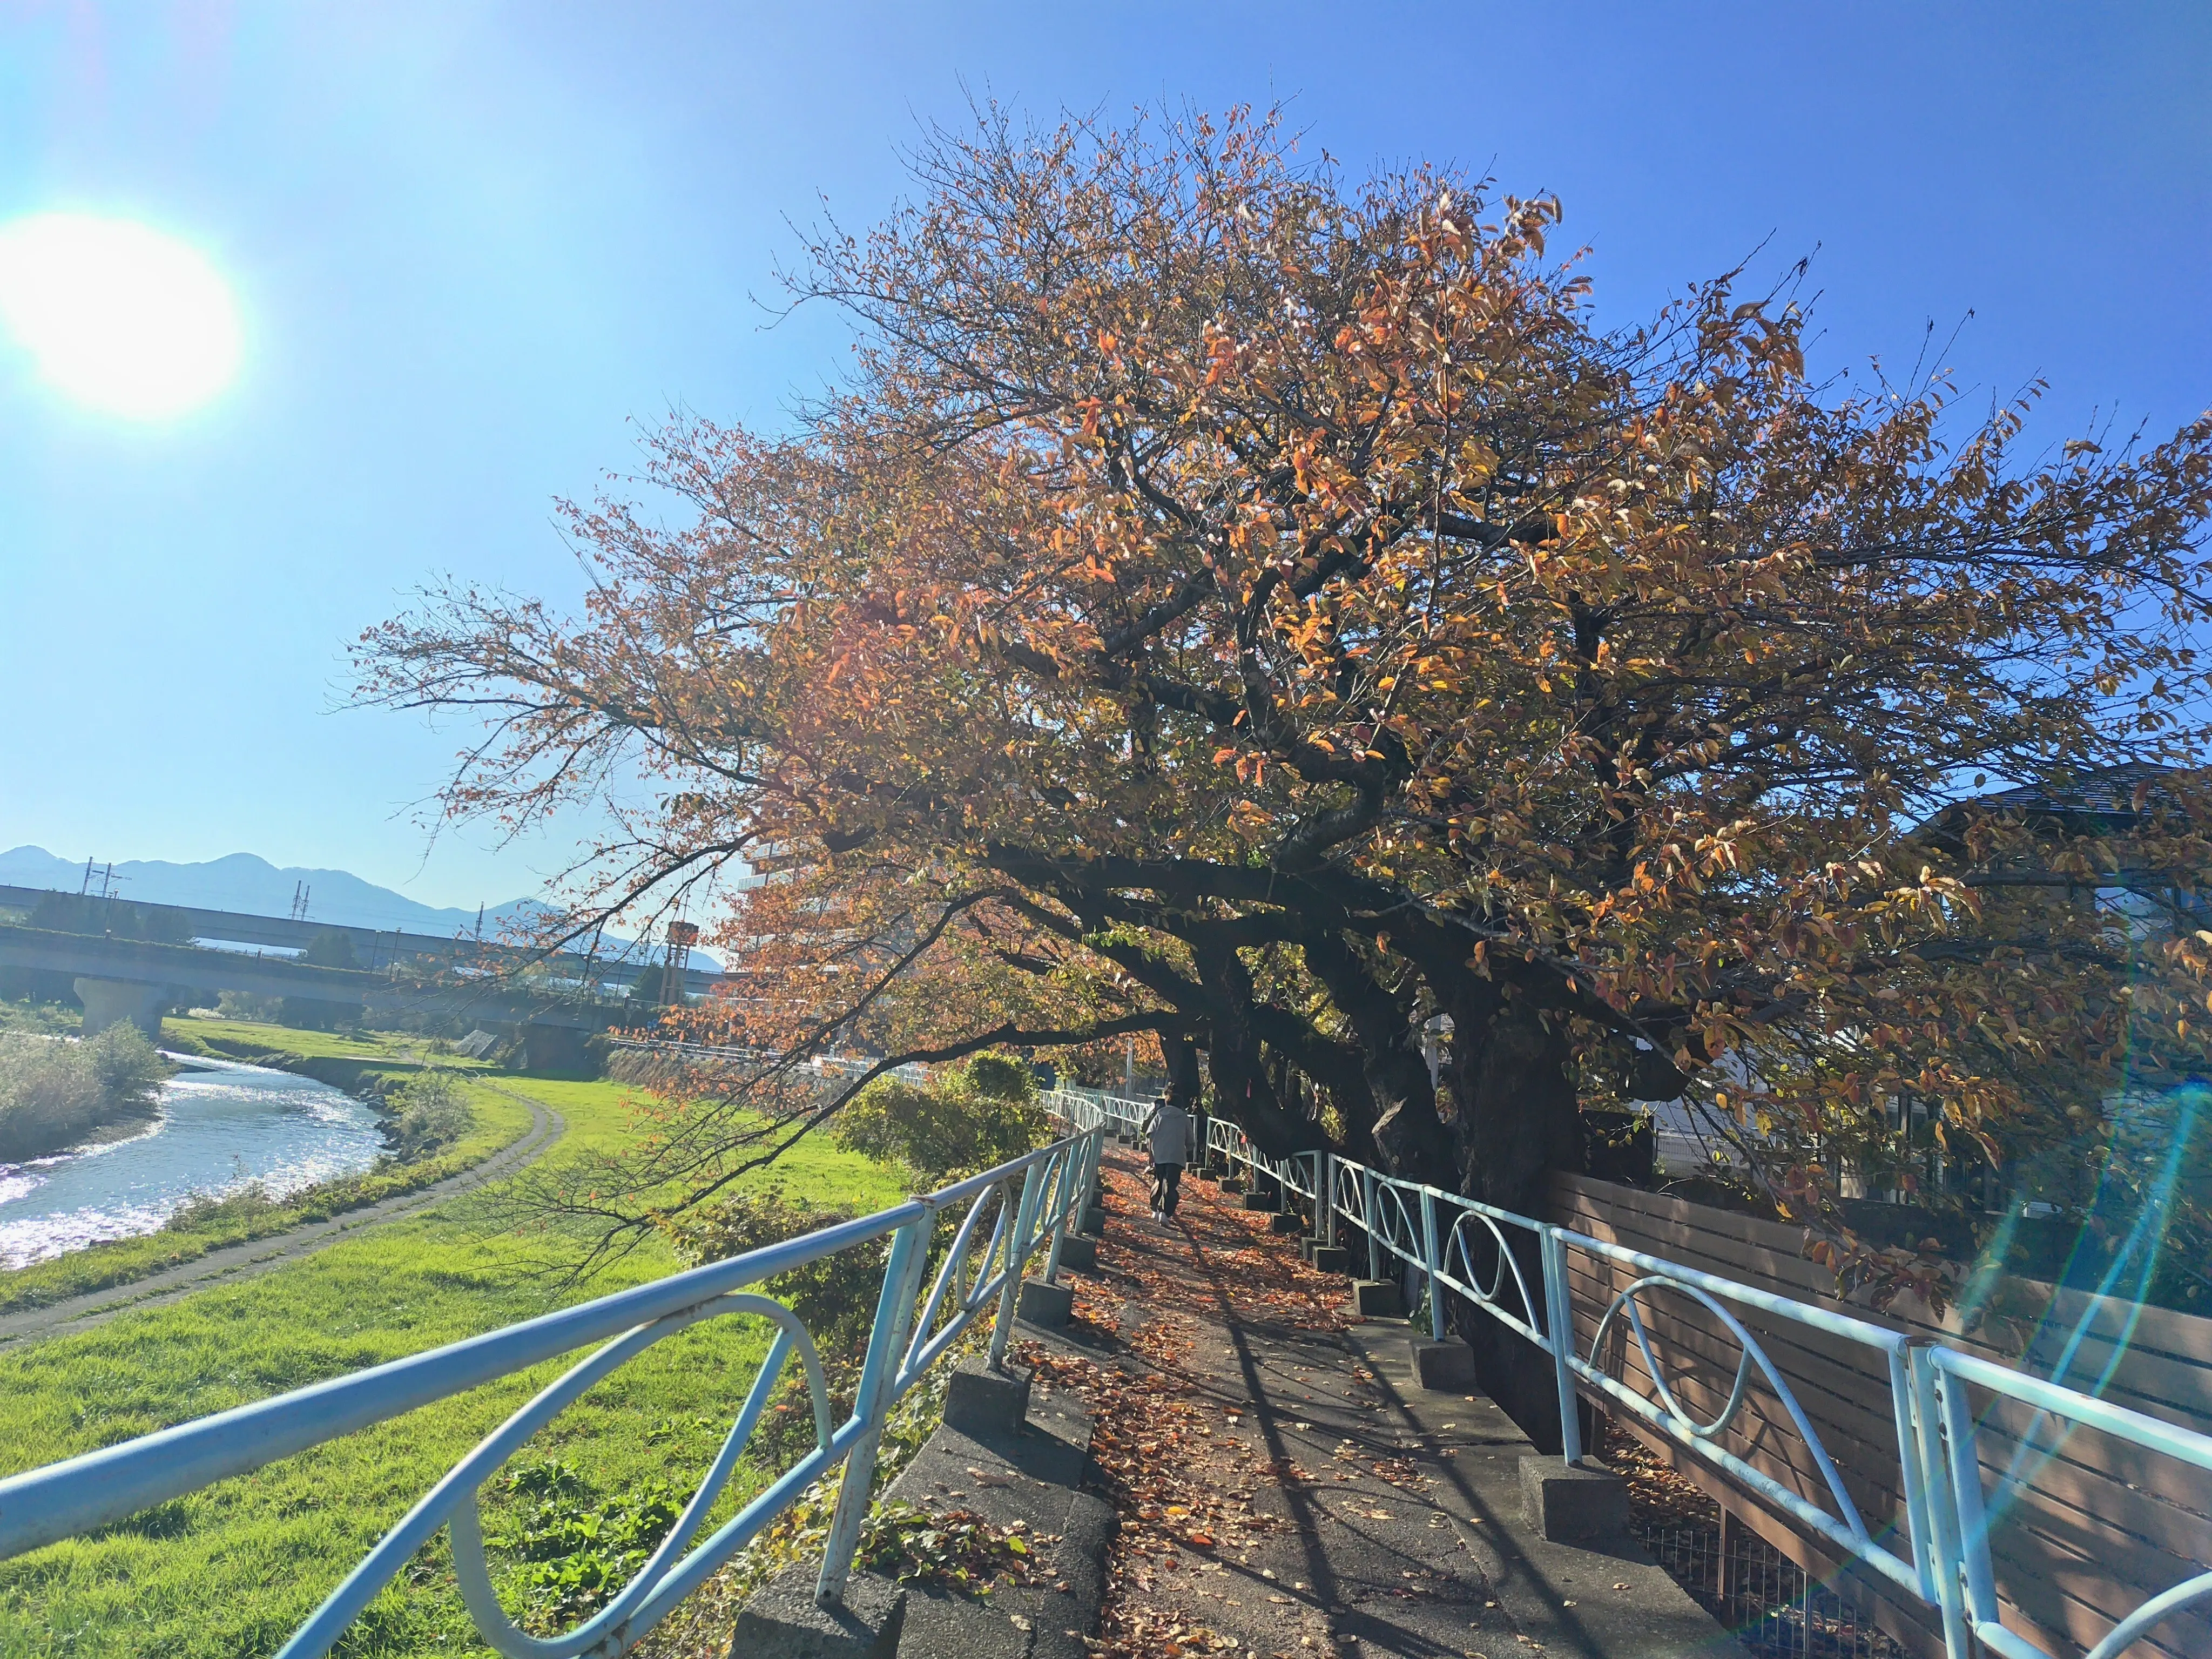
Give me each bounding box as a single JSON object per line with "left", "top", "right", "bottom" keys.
{"left": 1028, "top": 1148, "right": 1739, "bottom": 1659}
{"left": 0, "top": 1084, "right": 564, "bottom": 1349}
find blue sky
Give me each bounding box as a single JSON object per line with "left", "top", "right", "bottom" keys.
{"left": 1, "top": 2, "right": 2206, "bottom": 913}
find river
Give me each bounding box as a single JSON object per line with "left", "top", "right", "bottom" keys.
{"left": 0, "top": 1054, "right": 387, "bottom": 1269}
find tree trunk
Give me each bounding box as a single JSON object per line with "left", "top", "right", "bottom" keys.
{"left": 1445, "top": 983, "right": 1579, "bottom": 1213}
{"left": 1440, "top": 982, "right": 1584, "bottom": 1452}
{"left": 1165, "top": 1032, "right": 1205, "bottom": 1111}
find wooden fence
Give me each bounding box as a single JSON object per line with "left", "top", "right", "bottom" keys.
{"left": 1547, "top": 1174, "right": 2212, "bottom": 1659}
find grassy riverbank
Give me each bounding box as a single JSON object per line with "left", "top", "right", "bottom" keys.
{"left": 0, "top": 1028, "right": 909, "bottom": 1658}
{"left": 0, "top": 1017, "right": 525, "bottom": 1316}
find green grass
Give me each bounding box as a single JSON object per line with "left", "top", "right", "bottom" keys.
{"left": 0, "top": 1032, "right": 911, "bottom": 1658}
{"left": 0, "top": 1002, "right": 79, "bottom": 1037}
{"left": 159, "top": 1014, "right": 501, "bottom": 1078}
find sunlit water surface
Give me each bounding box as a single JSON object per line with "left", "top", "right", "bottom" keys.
{"left": 0, "top": 1055, "right": 385, "bottom": 1268}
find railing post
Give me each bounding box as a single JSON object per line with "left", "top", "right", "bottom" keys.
{"left": 1539, "top": 1226, "right": 1584, "bottom": 1465}
{"left": 1042, "top": 1145, "right": 1073, "bottom": 1284}
{"left": 1361, "top": 1167, "right": 1381, "bottom": 1283}
{"left": 1419, "top": 1188, "right": 1445, "bottom": 1340}
{"left": 817, "top": 1210, "right": 935, "bottom": 1606}
{"left": 1320, "top": 1153, "right": 1337, "bottom": 1247}
{"left": 1932, "top": 1357, "right": 2001, "bottom": 1656}
{"left": 1909, "top": 1347, "right": 1974, "bottom": 1659}
{"left": 987, "top": 1164, "right": 1044, "bottom": 1372}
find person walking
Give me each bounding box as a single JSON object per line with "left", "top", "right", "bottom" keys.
{"left": 1144, "top": 1094, "right": 1191, "bottom": 1222}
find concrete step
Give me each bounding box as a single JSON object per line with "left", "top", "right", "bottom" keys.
{"left": 731, "top": 1354, "right": 1112, "bottom": 1659}
{"left": 1340, "top": 1323, "right": 1743, "bottom": 1658}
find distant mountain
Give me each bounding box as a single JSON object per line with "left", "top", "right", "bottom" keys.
{"left": 0, "top": 846, "right": 548, "bottom": 939}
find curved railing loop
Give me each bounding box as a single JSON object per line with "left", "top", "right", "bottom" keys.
{"left": 1330, "top": 1158, "right": 1363, "bottom": 1222}
{"left": 2079, "top": 1571, "right": 2212, "bottom": 1659}
{"left": 1584, "top": 1274, "right": 1869, "bottom": 1549}
{"left": 1370, "top": 1181, "right": 1422, "bottom": 1260}
{"left": 1444, "top": 1207, "right": 1538, "bottom": 1324}
{"left": 1, "top": 1122, "right": 1106, "bottom": 1659}
{"left": 903, "top": 1175, "right": 1013, "bottom": 1381}
{"left": 292, "top": 1293, "right": 831, "bottom": 1659}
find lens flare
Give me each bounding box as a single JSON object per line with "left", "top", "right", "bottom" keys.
{"left": 0, "top": 212, "right": 243, "bottom": 419}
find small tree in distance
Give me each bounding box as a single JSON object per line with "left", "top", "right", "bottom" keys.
{"left": 300, "top": 929, "right": 359, "bottom": 970}
{"left": 360, "top": 106, "right": 2212, "bottom": 1301}
{"left": 834, "top": 1054, "right": 1049, "bottom": 1188}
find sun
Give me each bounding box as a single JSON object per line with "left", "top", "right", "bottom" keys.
{"left": 0, "top": 212, "right": 243, "bottom": 420}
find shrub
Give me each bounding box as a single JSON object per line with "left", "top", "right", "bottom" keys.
{"left": 164, "top": 1181, "right": 285, "bottom": 1233}
{"left": 387, "top": 1067, "right": 474, "bottom": 1159}
{"left": 300, "top": 929, "right": 358, "bottom": 969}
{"left": 0, "top": 1024, "right": 170, "bottom": 1162}
{"left": 961, "top": 1051, "right": 1034, "bottom": 1102}
{"left": 662, "top": 1184, "right": 875, "bottom": 1346}
{"left": 85, "top": 1023, "right": 169, "bottom": 1113}
{"left": 215, "top": 989, "right": 282, "bottom": 1022}
{"left": 832, "top": 1056, "right": 1048, "bottom": 1187}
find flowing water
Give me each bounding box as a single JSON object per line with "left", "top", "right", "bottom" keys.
{"left": 0, "top": 1054, "right": 386, "bottom": 1269}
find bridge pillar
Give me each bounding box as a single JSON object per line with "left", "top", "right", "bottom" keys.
{"left": 74, "top": 978, "right": 166, "bottom": 1041}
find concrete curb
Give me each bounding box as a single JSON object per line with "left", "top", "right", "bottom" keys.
{"left": 1340, "top": 1323, "right": 1746, "bottom": 1658}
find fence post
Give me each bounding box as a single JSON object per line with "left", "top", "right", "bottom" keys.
{"left": 1320, "top": 1153, "right": 1337, "bottom": 1247}
{"left": 1539, "top": 1227, "right": 1584, "bottom": 1465}
{"left": 817, "top": 1210, "right": 935, "bottom": 1605}
{"left": 1419, "top": 1188, "right": 1445, "bottom": 1340}
{"left": 1933, "top": 1357, "right": 2001, "bottom": 1659}
{"left": 1944, "top": 1366, "right": 1999, "bottom": 1633}
{"left": 987, "top": 1165, "right": 1045, "bottom": 1372}
{"left": 1361, "top": 1167, "right": 1381, "bottom": 1283}
{"left": 1042, "top": 1144, "right": 1073, "bottom": 1284}
{"left": 1908, "top": 1347, "right": 1974, "bottom": 1659}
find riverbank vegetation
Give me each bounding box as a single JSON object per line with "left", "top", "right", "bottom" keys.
{"left": 0, "top": 1045, "right": 911, "bottom": 1658}
{"left": 0, "top": 1024, "right": 171, "bottom": 1164}
{"left": 382, "top": 1064, "right": 476, "bottom": 1158}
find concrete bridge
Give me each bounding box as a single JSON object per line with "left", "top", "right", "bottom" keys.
{"left": 0, "top": 884, "right": 724, "bottom": 999}
{"left": 0, "top": 925, "right": 632, "bottom": 1070}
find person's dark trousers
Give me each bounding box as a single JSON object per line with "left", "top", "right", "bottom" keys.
{"left": 1151, "top": 1162, "right": 1184, "bottom": 1217}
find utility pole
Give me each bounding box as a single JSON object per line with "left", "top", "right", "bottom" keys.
{"left": 78, "top": 857, "right": 94, "bottom": 896}
{"left": 664, "top": 920, "right": 699, "bottom": 1008}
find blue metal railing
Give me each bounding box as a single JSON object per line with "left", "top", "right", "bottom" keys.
{"left": 1042, "top": 1085, "right": 1149, "bottom": 1142}
{"left": 1205, "top": 1122, "right": 2212, "bottom": 1659}
{"left": 0, "top": 1116, "right": 1104, "bottom": 1659}
{"left": 606, "top": 1038, "right": 936, "bottom": 1087}
{"left": 1206, "top": 1115, "right": 1317, "bottom": 1204}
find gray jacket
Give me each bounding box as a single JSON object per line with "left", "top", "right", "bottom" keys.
{"left": 1144, "top": 1101, "right": 1191, "bottom": 1165}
